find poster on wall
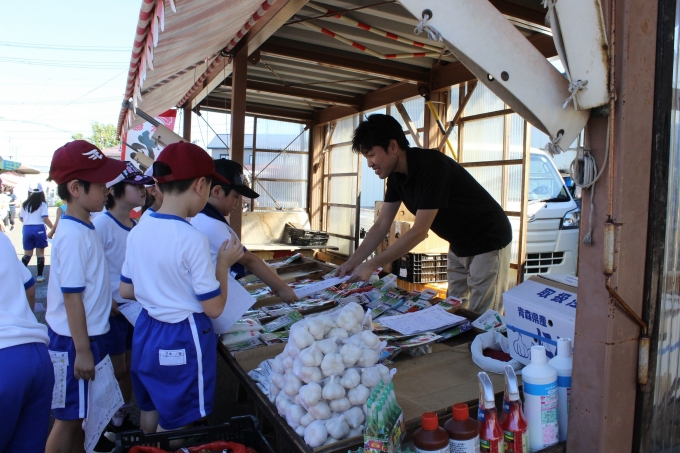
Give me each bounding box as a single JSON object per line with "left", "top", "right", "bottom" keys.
{"left": 121, "top": 109, "right": 178, "bottom": 169}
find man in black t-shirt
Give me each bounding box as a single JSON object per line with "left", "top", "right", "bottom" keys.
{"left": 335, "top": 114, "right": 512, "bottom": 313}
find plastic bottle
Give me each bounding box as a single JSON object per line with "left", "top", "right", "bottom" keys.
{"left": 413, "top": 412, "right": 450, "bottom": 453}
{"left": 500, "top": 366, "right": 529, "bottom": 453}
{"left": 522, "top": 345, "right": 559, "bottom": 452}
{"left": 444, "top": 403, "right": 480, "bottom": 453}
{"left": 477, "top": 372, "right": 504, "bottom": 453}
{"left": 548, "top": 338, "right": 573, "bottom": 442}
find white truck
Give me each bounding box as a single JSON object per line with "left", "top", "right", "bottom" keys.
{"left": 525, "top": 149, "right": 580, "bottom": 276}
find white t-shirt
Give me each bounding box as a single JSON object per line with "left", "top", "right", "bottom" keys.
{"left": 190, "top": 212, "right": 234, "bottom": 266}
{"left": 45, "top": 216, "right": 111, "bottom": 337}
{"left": 122, "top": 212, "right": 221, "bottom": 324}
{"left": 0, "top": 232, "right": 49, "bottom": 349}
{"left": 93, "top": 212, "right": 136, "bottom": 307}
{"left": 20, "top": 202, "right": 49, "bottom": 225}
{"left": 139, "top": 207, "right": 155, "bottom": 222}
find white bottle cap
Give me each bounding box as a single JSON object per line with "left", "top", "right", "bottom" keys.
{"left": 557, "top": 338, "right": 572, "bottom": 358}
{"left": 530, "top": 345, "right": 547, "bottom": 365}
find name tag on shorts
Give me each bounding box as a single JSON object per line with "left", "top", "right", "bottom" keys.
{"left": 159, "top": 349, "right": 187, "bottom": 366}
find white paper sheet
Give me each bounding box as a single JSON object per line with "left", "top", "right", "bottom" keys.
{"left": 49, "top": 350, "right": 68, "bottom": 409}
{"left": 378, "top": 305, "right": 468, "bottom": 335}
{"left": 119, "top": 301, "right": 142, "bottom": 326}
{"left": 83, "top": 355, "right": 124, "bottom": 453}
{"left": 211, "top": 274, "right": 258, "bottom": 335}
{"left": 293, "top": 276, "right": 349, "bottom": 298}
{"left": 34, "top": 302, "right": 46, "bottom": 313}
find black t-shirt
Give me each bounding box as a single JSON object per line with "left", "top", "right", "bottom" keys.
{"left": 384, "top": 148, "right": 512, "bottom": 257}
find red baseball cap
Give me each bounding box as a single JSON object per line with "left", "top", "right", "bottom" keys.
{"left": 49, "top": 140, "right": 128, "bottom": 185}
{"left": 154, "top": 142, "right": 230, "bottom": 185}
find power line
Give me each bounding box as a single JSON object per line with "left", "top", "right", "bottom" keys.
{"left": 0, "top": 41, "right": 129, "bottom": 52}
{"left": 0, "top": 57, "right": 127, "bottom": 69}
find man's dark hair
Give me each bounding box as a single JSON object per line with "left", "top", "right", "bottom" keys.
{"left": 352, "top": 114, "right": 410, "bottom": 154}
{"left": 105, "top": 181, "right": 127, "bottom": 210}
{"left": 154, "top": 161, "right": 211, "bottom": 194}
{"left": 56, "top": 180, "right": 90, "bottom": 203}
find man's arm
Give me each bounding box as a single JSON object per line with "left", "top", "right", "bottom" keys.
{"left": 240, "top": 250, "right": 298, "bottom": 303}
{"left": 335, "top": 202, "right": 401, "bottom": 277}
{"left": 347, "top": 209, "right": 439, "bottom": 282}
{"left": 64, "top": 292, "right": 95, "bottom": 381}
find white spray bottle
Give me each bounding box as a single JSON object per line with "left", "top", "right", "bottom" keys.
{"left": 522, "top": 345, "right": 559, "bottom": 452}
{"left": 548, "top": 338, "right": 573, "bottom": 442}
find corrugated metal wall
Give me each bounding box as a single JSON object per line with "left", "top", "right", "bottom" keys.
{"left": 650, "top": 4, "right": 680, "bottom": 447}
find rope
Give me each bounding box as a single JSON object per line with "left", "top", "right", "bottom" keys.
{"left": 544, "top": 132, "right": 564, "bottom": 156}
{"left": 542, "top": 0, "right": 556, "bottom": 26}
{"left": 414, "top": 12, "right": 443, "bottom": 43}
{"left": 568, "top": 122, "right": 610, "bottom": 245}
{"left": 562, "top": 79, "right": 588, "bottom": 109}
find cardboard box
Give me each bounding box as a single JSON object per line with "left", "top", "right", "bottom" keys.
{"left": 503, "top": 274, "right": 578, "bottom": 365}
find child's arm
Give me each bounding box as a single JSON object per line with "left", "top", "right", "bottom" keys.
{"left": 202, "top": 232, "right": 244, "bottom": 318}
{"left": 64, "top": 293, "right": 96, "bottom": 381}
{"left": 48, "top": 213, "right": 60, "bottom": 238}
{"left": 120, "top": 282, "right": 136, "bottom": 300}
{"left": 240, "top": 251, "right": 299, "bottom": 303}
{"left": 43, "top": 217, "right": 54, "bottom": 230}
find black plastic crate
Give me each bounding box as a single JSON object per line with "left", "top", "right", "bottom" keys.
{"left": 392, "top": 255, "right": 448, "bottom": 284}
{"left": 287, "top": 226, "right": 329, "bottom": 246}
{"left": 115, "top": 415, "right": 274, "bottom": 453}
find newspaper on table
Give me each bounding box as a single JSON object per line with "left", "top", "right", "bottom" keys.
{"left": 83, "top": 355, "right": 124, "bottom": 453}
{"left": 211, "top": 274, "right": 258, "bottom": 335}
{"left": 378, "top": 305, "right": 468, "bottom": 336}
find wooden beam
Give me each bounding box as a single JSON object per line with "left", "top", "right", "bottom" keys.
{"left": 230, "top": 47, "right": 248, "bottom": 237}
{"left": 488, "top": 0, "right": 547, "bottom": 27}
{"left": 395, "top": 102, "right": 423, "bottom": 148}
{"left": 182, "top": 0, "right": 309, "bottom": 106}
{"left": 221, "top": 77, "right": 360, "bottom": 107}
{"left": 314, "top": 106, "right": 360, "bottom": 125}
{"left": 259, "top": 39, "right": 430, "bottom": 83}
{"left": 430, "top": 33, "right": 557, "bottom": 92}
{"left": 201, "top": 97, "right": 314, "bottom": 122}
{"left": 182, "top": 105, "right": 192, "bottom": 141}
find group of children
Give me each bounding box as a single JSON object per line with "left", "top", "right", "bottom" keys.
{"left": 1, "top": 139, "right": 299, "bottom": 453}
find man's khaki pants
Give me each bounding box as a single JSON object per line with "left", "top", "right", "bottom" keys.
{"left": 446, "top": 244, "right": 511, "bottom": 314}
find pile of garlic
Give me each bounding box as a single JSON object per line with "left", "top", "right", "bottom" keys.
{"left": 269, "top": 302, "right": 393, "bottom": 448}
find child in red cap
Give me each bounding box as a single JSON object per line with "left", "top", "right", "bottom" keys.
{"left": 44, "top": 140, "right": 127, "bottom": 453}
{"left": 120, "top": 142, "right": 243, "bottom": 433}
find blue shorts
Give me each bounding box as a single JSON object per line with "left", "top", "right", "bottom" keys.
{"left": 47, "top": 329, "right": 105, "bottom": 420}
{"left": 103, "top": 312, "right": 134, "bottom": 356}
{"left": 22, "top": 224, "right": 48, "bottom": 250}
{"left": 0, "top": 342, "right": 54, "bottom": 453}
{"left": 131, "top": 310, "right": 216, "bottom": 430}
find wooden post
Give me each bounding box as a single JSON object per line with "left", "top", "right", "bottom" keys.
{"left": 516, "top": 119, "right": 530, "bottom": 284}
{"left": 230, "top": 46, "right": 248, "bottom": 237}
{"left": 183, "top": 105, "right": 192, "bottom": 141}
{"left": 309, "top": 124, "right": 325, "bottom": 231}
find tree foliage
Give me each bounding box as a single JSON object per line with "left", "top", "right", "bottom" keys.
{"left": 71, "top": 122, "right": 119, "bottom": 150}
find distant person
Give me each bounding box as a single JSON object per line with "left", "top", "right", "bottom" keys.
{"left": 44, "top": 140, "right": 127, "bottom": 453}
{"left": 19, "top": 183, "right": 54, "bottom": 282}
{"left": 7, "top": 187, "right": 17, "bottom": 231}
{"left": 0, "top": 189, "right": 9, "bottom": 230}
{"left": 0, "top": 231, "right": 54, "bottom": 453}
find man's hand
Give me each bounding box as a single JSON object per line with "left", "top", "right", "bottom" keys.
{"left": 74, "top": 349, "right": 95, "bottom": 381}
{"left": 334, "top": 259, "right": 358, "bottom": 278}
{"left": 347, "top": 261, "right": 376, "bottom": 283}
{"left": 275, "top": 284, "right": 299, "bottom": 304}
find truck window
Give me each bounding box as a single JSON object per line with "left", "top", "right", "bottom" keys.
{"left": 529, "top": 154, "right": 571, "bottom": 202}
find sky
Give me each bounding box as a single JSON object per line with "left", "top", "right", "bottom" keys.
{"left": 0, "top": 1, "right": 141, "bottom": 171}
